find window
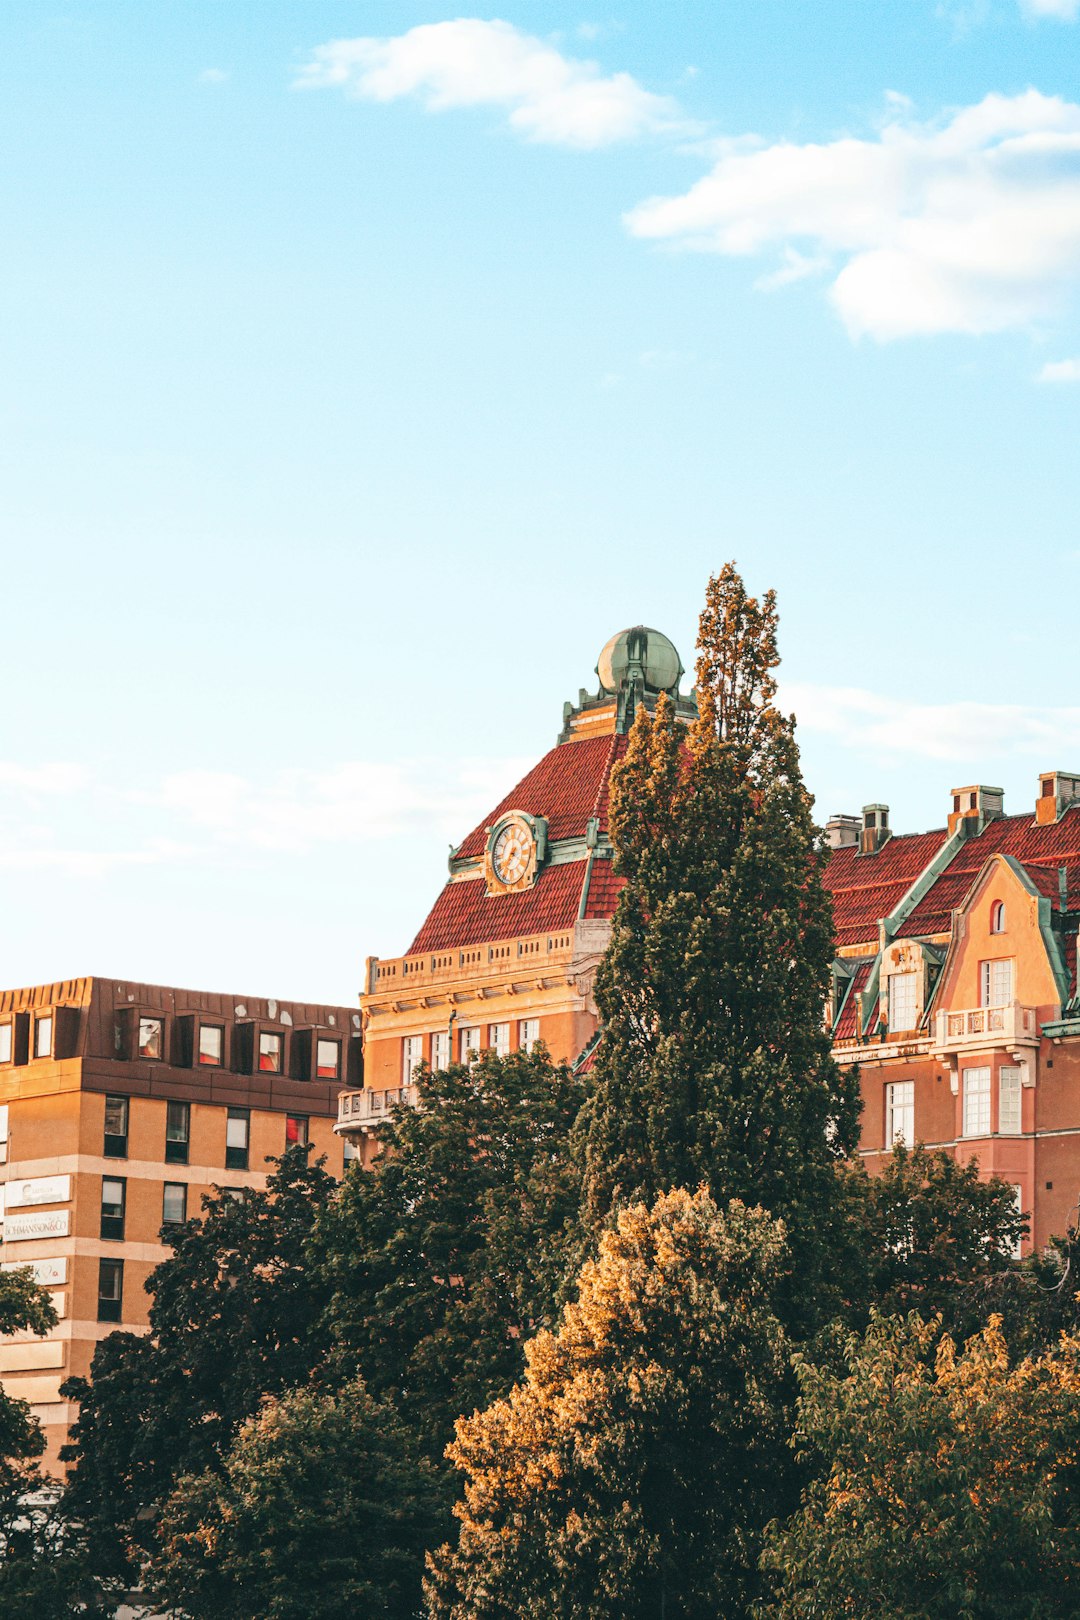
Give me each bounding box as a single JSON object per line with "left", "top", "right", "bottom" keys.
{"left": 162, "top": 1182, "right": 187, "bottom": 1229}
{"left": 285, "top": 1114, "right": 309, "bottom": 1148}
{"left": 402, "top": 1036, "right": 423, "bottom": 1084}
{"left": 489, "top": 1023, "right": 510, "bottom": 1058}
{"left": 0, "top": 1023, "right": 10, "bottom": 1064}
{"left": 100, "top": 1177, "right": 126, "bottom": 1241}
{"left": 885, "top": 1080, "right": 914, "bottom": 1147}
{"left": 980, "top": 959, "right": 1014, "bottom": 1008}
{"left": 887, "top": 973, "right": 918, "bottom": 1033}
{"left": 258, "top": 1032, "right": 283, "bottom": 1073}
{"left": 519, "top": 1018, "right": 540, "bottom": 1053}
{"left": 0, "top": 1105, "right": 7, "bottom": 1166}
{"left": 34, "top": 1015, "right": 52, "bottom": 1059}
{"left": 430, "top": 1030, "right": 451, "bottom": 1071}
{"left": 165, "top": 1100, "right": 190, "bottom": 1165}
{"left": 225, "top": 1107, "right": 249, "bottom": 1170}
{"left": 1012, "top": 1186, "right": 1025, "bottom": 1259}
{"left": 999, "top": 1065, "right": 1022, "bottom": 1135}
{"left": 198, "top": 1025, "right": 224, "bottom": 1067}
{"left": 316, "top": 1039, "right": 340, "bottom": 1080}
{"left": 990, "top": 901, "right": 1007, "bottom": 934}
{"left": 963, "top": 1067, "right": 992, "bottom": 1137}
{"left": 460, "top": 1027, "right": 480, "bottom": 1064}
{"left": 97, "top": 1258, "right": 124, "bottom": 1323}
{"left": 138, "top": 1017, "right": 163, "bottom": 1060}
{"left": 343, "top": 1136, "right": 361, "bottom": 1166}
{"left": 104, "top": 1096, "right": 129, "bottom": 1159}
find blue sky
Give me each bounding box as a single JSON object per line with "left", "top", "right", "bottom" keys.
{"left": 2, "top": 1, "right": 1080, "bottom": 1001}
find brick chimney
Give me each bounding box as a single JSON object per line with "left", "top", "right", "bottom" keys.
{"left": 858, "top": 803, "right": 891, "bottom": 856}
{"left": 948, "top": 784, "right": 1004, "bottom": 838}
{"left": 1036, "top": 771, "right": 1080, "bottom": 826}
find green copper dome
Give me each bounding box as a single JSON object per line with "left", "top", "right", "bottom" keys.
{"left": 596, "top": 626, "right": 683, "bottom": 697}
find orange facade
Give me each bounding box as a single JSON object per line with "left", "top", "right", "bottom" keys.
{"left": 0, "top": 977, "right": 358, "bottom": 1466}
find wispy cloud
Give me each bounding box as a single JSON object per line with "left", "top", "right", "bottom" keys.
{"left": 198, "top": 67, "right": 230, "bottom": 85}
{"left": 785, "top": 683, "right": 1080, "bottom": 761}
{"left": 1021, "top": 0, "right": 1080, "bottom": 19}
{"left": 1038, "top": 356, "right": 1080, "bottom": 380}
{"left": 0, "top": 763, "right": 86, "bottom": 795}
{"left": 295, "top": 18, "right": 683, "bottom": 148}
{"left": 626, "top": 91, "right": 1080, "bottom": 340}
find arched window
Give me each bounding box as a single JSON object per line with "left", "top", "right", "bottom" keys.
{"left": 990, "top": 901, "right": 1006, "bottom": 934}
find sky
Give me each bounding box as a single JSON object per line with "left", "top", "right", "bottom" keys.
{"left": 2, "top": 1, "right": 1080, "bottom": 1003}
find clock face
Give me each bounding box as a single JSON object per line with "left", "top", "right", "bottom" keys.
{"left": 492, "top": 819, "right": 532, "bottom": 886}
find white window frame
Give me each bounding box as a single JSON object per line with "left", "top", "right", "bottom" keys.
{"left": 0, "top": 1023, "right": 11, "bottom": 1065}
{"left": 430, "top": 1030, "right": 451, "bottom": 1071}
{"left": 887, "top": 973, "right": 918, "bottom": 1033}
{"left": 402, "top": 1035, "right": 424, "bottom": 1084}
{"left": 1012, "top": 1184, "right": 1024, "bottom": 1259}
{"left": 460, "top": 1027, "right": 480, "bottom": 1064}
{"left": 999, "top": 1065, "right": 1022, "bottom": 1136}
{"left": 885, "top": 1080, "right": 914, "bottom": 1148}
{"left": 34, "top": 1015, "right": 52, "bottom": 1059}
{"left": 519, "top": 1018, "right": 540, "bottom": 1053}
{"left": 489, "top": 1023, "right": 510, "bottom": 1059}
{"left": 962, "top": 1066, "right": 992, "bottom": 1137}
{"left": 980, "top": 959, "right": 1013, "bottom": 1009}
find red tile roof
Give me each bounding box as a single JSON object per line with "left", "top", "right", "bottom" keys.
{"left": 583, "top": 857, "right": 624, "bottom": 920}
{"left": 824, "top": 829, "right": 948, "bottom": 949}
{"left": 409, "top": 861, "right": 586, "bottom": 954}
{"left": 899, "top": 808, "right": 1080, "bottom": 936}
{"left": 456, "top": 734, "right": 627, "bottom": 858}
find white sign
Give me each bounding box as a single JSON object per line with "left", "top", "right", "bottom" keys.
{"left": 1, "top": 1257, "right": 67, "bottom": 1285}
{"left": 5, "top": 1175, "right": 71, "bottom": 1211}
{"left": 48, "top": 1291, "right": 67, "bottom": 1319}
{"left": 3, "top": 1210, "right": 70, "bottom": 1243}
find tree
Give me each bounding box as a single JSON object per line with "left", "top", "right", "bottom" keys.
{"left": 426, "top": 1186, "right": 795, "bottom": 1620}
{"left": 316, "top": 1046, "right": 587, "bottom": 1464}
{"left": 61, "top": 1146, "right": 337, "bottom": 1579}
{"left": 0, "top": 1267, "right": 55, "bottom": 1483}
{"left": 844, "top": 1143, "right": 1025, "bottom": 1336}
{"left": 151, "top": 1378, "right": 444, "bottom": 1620}
{"left": 576, "top": 565, "right": 860, "bottom": 1323}
{"left": 760, "top": 1312, "right": 1080, "bottom": 1619}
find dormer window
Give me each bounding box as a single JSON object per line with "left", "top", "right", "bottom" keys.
{"left": 990, "top": 901, "right": 1006, "bottom": 934}
{"left": 887, "top": 972, "right": 918, "bottom": 1033}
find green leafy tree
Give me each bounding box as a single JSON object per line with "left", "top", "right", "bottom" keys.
{"left": 61, "top": 1146, "right": 337, "bottom": 1579}
{"left": 577, "top": 565, "right": 860, "bottom": 1323}
{"left": 760, "top": 1312, "right": 1080, "bottom": 1619}
{"left": 426, "top": 1186, "right": 795, "bottom": 1620}
{"left": 843, "top": 1143, "right": 1025, "bottom": 1335}
{"left": 317, "top": 1046, "right": 586, "bottom": 1464}
{"left": 151, "top": 1377, "right": 444, "bottom": 1620}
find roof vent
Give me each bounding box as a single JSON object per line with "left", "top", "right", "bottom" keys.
{"left": 825, "top": 814, "right": 861, "bottom": 850}
{"left": 948, "top": 784, "right": 1004, "bottom": 838}
{"left": 1037, "top": 771, "right": 1080, "bottom": 826}
{"left": 858, "top": 803, "right": 891, "bottom": 856}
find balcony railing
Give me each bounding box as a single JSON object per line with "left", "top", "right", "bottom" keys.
{"left": 334, "top": 1085, "right": 418, "bottom": 1135}
{"left": 933, "top": 1002, "right": 1038, "bottom": 1051}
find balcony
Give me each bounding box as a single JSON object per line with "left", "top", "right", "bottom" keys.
{"left": 334, "top": 1084, "right": 418, "bottom": 1136}
{"left": 933, "top": 1002, "right": 1039, "bottom": 1054}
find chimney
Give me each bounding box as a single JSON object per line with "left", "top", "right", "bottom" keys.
{"left": 1036, "top": 771, "right": 1080, "bottom": 826}
{"left": 858, "top": 803, "right": 891, "bottom": 856}
{"left": 825, "top": 814, "right": 861, "bottom": 850}
{"left": 948, "top": 784, "right": 1004, "bottom": 838}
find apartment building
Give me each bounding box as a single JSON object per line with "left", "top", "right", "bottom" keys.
{"left": 0, "top": 976, "right": 360, "bottom": 1467}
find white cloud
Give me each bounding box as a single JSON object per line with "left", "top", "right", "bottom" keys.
{"left": 1038, "top": 356, "right": 1080, "bottom": 379}
{"left": 0, "top": 763, "right": 86, "bottom": 795}
{"left": 153, "top": 757, "right": 533, "bottom": 853}
{"left": 295, "top": 18, "right": 681, "bottom": 148}
{"left": 199, "top": 67, "right": 230, "bottom": 84}
{"left": 1022, "top": 0, "right": 1080, "bottom": 19}
{"left": 785, "top": 683, "right": 1080, "bottom": 761}
{"left": 626, "top": 91, "right": 1080, "bottom": 339}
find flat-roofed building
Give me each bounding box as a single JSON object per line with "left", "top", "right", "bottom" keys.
{"left": 0, "top": 976, "right": 361, "bottom": 1467}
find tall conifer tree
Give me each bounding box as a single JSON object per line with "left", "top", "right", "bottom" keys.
{"left": 578, "top": 565, "right": 860, "bottom": 1311}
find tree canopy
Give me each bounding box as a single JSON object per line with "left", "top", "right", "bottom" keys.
{"left": 427, "top": 1186, "right": 795, "bottom": 1620}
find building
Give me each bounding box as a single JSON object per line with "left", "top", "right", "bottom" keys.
{"left": 344, "top": 627, "right": 693, "bottom": 1147}
{"left": 0, "top": 976, "right": 361, "bottom": 1467}
{"left": 338, "top": 628, "right": 1080, "bottom": 1262}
